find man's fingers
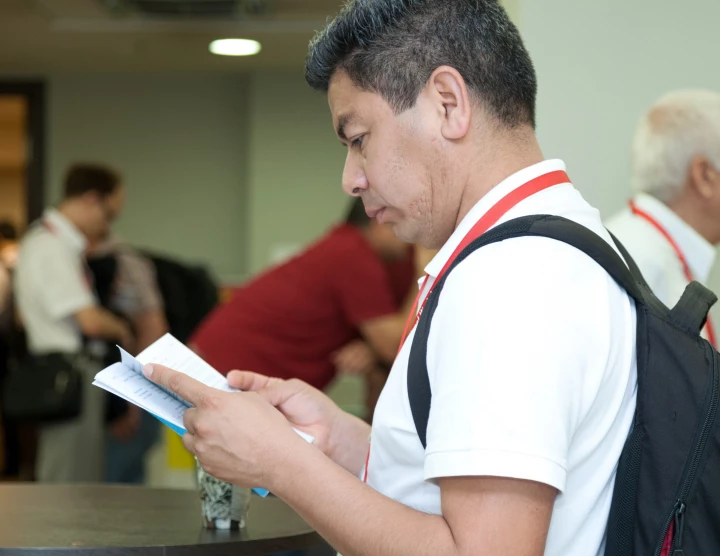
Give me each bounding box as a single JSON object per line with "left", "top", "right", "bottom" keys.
{"left": 227, "top": 370, "right": 279, "bottom": 392}
{"left": 229, "top": 371, "right": 305, "bottom": 411}
{"left": 182, "top": 431, "right": 198, "bottom": 455}
{"left": 143, "top": 363, "right": 213, "bottom": 407}
{"left": 183, "top": 406, "right": 200, "bottom": 435}
{"left": 257, "top": 378, "right": 306, "bottom": 408}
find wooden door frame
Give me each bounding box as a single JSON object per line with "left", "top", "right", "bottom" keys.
{"left": 0, "top": 81, "right": 46, "bottom": 225}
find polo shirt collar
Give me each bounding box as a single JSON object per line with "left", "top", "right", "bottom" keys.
{"left": 632, "top": 192, "right": 716, "bottom": 282}
{"left": 425, "top": 159, "right": 569, "bottom": 278}
{"left": 43, "top": 208, "right": 88, "bottom": 254}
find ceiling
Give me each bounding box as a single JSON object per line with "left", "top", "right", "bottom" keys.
{"left": 0, "top": 0, "right": 345, "bottom": 73}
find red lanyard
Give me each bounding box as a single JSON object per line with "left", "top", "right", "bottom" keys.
{"left": 629, "top": 200, "right": 717, "bottom": 348}
{"left": 398, "top": 170, "right": 571, "bottom": 351}
{"left": 362, "top": 169, "right": 570, "bottom": 486}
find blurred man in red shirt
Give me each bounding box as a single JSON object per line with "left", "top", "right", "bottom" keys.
{"left": 191, "top": 199, "right": 416, "bottom": 393}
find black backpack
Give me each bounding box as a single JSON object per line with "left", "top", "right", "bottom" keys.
{"left": 143, "top": 253, "right": 219, "bottom": 344}
{"left": 407, "top": 214, "right": 720, "bottom": 556}
{"left": 88, "top": 251, "right": 219, "bottom": 345}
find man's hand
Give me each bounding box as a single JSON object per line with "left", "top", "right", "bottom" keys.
{"left": 74, "top": 307, "right": 135, "bottom": 350}
{"left": 228, "top": 371, "right": 370, "bottom": 475}
{"left": 142, "top": 363, "right": 303, "bottom": 488}
{"left": 143, "top": 363, "right": 371, "bottom": 480}
{"left": 332, "top": 340, "right": 378, "bottom": 376}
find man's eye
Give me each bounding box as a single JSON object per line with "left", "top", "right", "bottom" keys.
{"left": 351, "top": 136, "right": 364, "bottom": 149}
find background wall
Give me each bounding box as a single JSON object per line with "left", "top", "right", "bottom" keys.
{"left": 47, "top": 73, "right": 250, "bottom": 283}
{"left": 44, "top": 70, "right": 349, "bottom": 282}
{"left": 246, "top": 70, "right": 347, "bottom": 274}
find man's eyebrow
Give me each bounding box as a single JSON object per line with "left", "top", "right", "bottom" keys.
{"left": 336, "top": 113, "right": 357, "bottom": 143}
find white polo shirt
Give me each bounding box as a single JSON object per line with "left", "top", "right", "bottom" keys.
{"left": 606, "top": 192, "right": 716, "bottom": 309}
{"left": 15, "top": 208, "right": 97, "bottom": 355}
{"left": 368, "top": 160, "right": 638, "bottom": 556}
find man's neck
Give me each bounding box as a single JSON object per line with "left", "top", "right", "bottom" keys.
{"left": 453, "top": 133, "right": 545, "bottom": 230}
{"left": 57, "top": 202, "right": 88, "bottom": 239}
{"left": 668, "top": 196, "right": 720, "bottom": 246}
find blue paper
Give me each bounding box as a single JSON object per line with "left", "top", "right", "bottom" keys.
{"left": 152, "top": 414, "right": 187, "bottom": 436}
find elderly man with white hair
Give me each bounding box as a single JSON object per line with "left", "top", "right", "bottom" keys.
{"left": 607, "top": 89, "right": 720, "bottom": 347}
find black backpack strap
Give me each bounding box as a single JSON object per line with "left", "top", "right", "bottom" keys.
{"left": 669, "top": 282, "right": 718, "bottom": 337}
{"left": 408, "top": 214, "right": 645, "bottom": 449}
{"left": 407, "top": 275, "right": 441, "bottom": 450}
{"left": 607, "top": 230, "right": 650, "bottom": 291}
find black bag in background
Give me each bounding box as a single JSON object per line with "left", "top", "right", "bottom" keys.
{"left": 92, "top": 250, "right": 219, "bottom": 345}
{"left": 407, "top": 215, "right": 720, "bottom": 556}
{"left": 1, "top": 256, "right": 115, "bottom": 425}
{"left": 2, "top": 353, "right": 83, "bottom": 423}
{"left": 144, "top": 253, "right": 219, "bottom": 344}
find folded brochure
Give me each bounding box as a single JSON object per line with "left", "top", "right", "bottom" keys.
{"left": 93, "top": 333, "right": 314, "bottom": 497}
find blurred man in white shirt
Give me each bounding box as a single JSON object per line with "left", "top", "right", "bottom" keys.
{"left": 607, "top": 90, "right": 720, "bottom": 346}
{"left": 15, "top": 164, "right": 132, "bottom": 482}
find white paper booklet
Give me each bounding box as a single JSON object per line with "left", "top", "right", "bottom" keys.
{"left": 93, "top": 333, "right": 313, "bottom": 495}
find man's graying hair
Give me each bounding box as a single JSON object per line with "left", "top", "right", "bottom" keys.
{"left": 305, "top": 0, "right": 537, "bottom": 129}
{"left": 632, "top": 90, "right": 720, "bottom": 203}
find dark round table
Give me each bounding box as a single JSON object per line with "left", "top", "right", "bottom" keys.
{"left": 0, "top": 484, "right": 326, "bottom": 555}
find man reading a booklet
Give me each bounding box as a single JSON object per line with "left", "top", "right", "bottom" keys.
{"left": 139, "top": 1, "right": 638, "bottom": 555}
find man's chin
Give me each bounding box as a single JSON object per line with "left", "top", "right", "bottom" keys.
{"left": 395, "top": 225, "right": 445, "bottom": 250}
{"left": 392, "top": 222, "right": 419, "bottom": 244}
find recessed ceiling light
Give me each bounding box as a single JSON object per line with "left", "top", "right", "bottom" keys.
{"left": 209, "top": 39, "right": 262, "bottom": 57}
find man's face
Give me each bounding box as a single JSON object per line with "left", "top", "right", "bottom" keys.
{"left": 685, "top": 155, "right": 720, "bottom": 234}
{"left": 86, "top": 186, "right": 125, "bottom": 242}
{"left": 328, "top": 72, "right": 459, "bottom": 247}
{"left": 706, "top": 161, "right": 720, "bottom": 219}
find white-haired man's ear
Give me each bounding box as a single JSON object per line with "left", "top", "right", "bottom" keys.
{"left": 689, "top": 156, "right": 720, "bottom": 200}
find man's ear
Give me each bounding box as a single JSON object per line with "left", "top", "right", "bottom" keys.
{"left": 422, "top": 65, "right": 472, "bottom": 141}
{"left": 689, "top": 155, "right": 720, "bottom": 200}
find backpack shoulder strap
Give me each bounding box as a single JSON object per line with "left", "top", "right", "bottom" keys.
{"left": 669, "top": 282, "right": 718, "bottom": 337}
{"left": 408, "top": 214, "right": 646, "bottom": 449}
